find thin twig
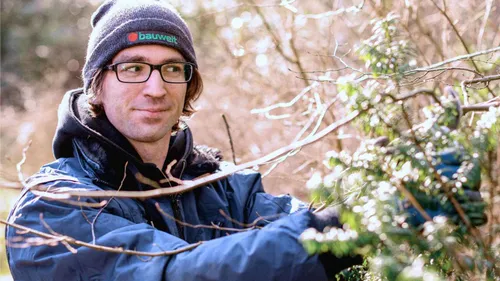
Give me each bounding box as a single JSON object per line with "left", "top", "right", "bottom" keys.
{"left": 308, "top": 199, "right": 316, "bottom": 211}
{"left": 461, "top": 74, "right": 500, "bottom": 107}
{"left": 312, "top": 202, "right": 328, "bottom": 214}
{"left": 429, "top": 0, "right": 495, "bottom": 96}
{"left": 251, "top": 1, "right": 295, "bottom": 64}
{"left": 2, "top": 218, "right": 202, "bottom": 257}
{"left": 39, "top": 214, "right": 77, "bottom": 254}
{"left": 391, "top": 89, "right": 441, "bottom": 104}
{"left": 136, "top": 172, "right": 161, "bottom": 189}
{"left": 222, "top": 114, "right": 237, "bottom": 165}
{"left": 16, "top": 141, "right": 32, "bottom": 187}
{"left": 218, "top": 209, "right": 282, "bottom": 229}
{"left": 302, "top": 47, "right": 499, "bottom": 86}
{"left": 261, "top": 96, "right": 338, "bottom": 177}
{"left": 301, "top": 0, "right": 364, "bottom": 19}
{"left": 463, "top": 74, "right": 500, "bottom": 85}
{"left": 289, "top": 13, "right": 309, "bottom": 87}
{"left": 0, "top": 180, "right": 25, "bottom": 189}
{"left": 251, "top": 0, "right": 309, "bottom": 86}
{"left": 409, "top": 46, "right": 500, "bottom": 73}
{"left": 414, "top": 6, "right": 445, "bottom": 60}
{"left": 251, "top": 82, "right": 318, "bottom": 115}
{"left": 91, "top": 162, "right": 128, "bottom": 244}
{"left": 155, "top": 203, "right": 252, "bottom": 233}
{"left": 29, "top": 110, "right": 362, "bottom": 200}
{"left": 163, "top": 160, "right": 184, "bottom": 185}
{"left": 408, "top": 67, "right": 484, "bottom": 77}
{"left": 56, "top": 199, "right": 108, "bottom": 208}
{"left": 293, "top": 159, "right": 316, "bottom": 174}
{"left": 396, "top": 181, "right": 432, "bottom": 221}
{"left": 462, "top": 102, "right": 500, "bottom": 114}
{"left": 476, "top": 0, "right": 493, "bottom": 48}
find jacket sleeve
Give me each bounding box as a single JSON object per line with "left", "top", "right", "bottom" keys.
{"left": 7, "top": 176, "right": 326, "bottom": 281}
{"left": 226, "top": 169, "right": 309, "bottom": 225}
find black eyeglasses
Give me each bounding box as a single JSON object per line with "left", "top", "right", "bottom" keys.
{"left": 105, "top": 61, "right": 195, "bottom": 84}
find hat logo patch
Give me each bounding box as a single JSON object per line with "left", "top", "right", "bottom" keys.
{"left": 127, "top": 32, "right": 177, "bottom": 44}
{"left": 128, "top": 32, "right": 139, "bottom": 42}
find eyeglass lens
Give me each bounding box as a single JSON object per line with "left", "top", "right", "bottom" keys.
{"left": 116, "top": 62, "right": 192, "bottom": 83}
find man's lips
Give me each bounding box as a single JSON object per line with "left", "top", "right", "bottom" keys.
{"left": 133, "top": 107, "right": 170, "bottom": 119}
{"left": 134, "top": 107, "right": 170, "bottom": 112}
{"left": 136, "top": 108, "right": 168, "bottom": 112}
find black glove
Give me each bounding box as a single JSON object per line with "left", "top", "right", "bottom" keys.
{"left": 309, "top": 208, "right": 364, "bottom": 280}
{"left": 404, "top": 148, "right": 487, "bottom": 227}
{"left": 372, "top": 134, "right": 486, "bottom": 227}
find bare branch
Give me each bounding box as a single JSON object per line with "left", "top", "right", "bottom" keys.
{"left": 391, "top": 89, "right": 441, "bottom": 104}
{"left": 414, "top": 6, "right": 445, "bottom": 61}
{"left": 476, "top": 0, "right": 493, "bottom": 49}
{"left": 408, "top": 67, "right": 484, "bottom": 77}
{"left": 288, "top": 13, "right": 310, "bottom": 87}
{"left": 409, "top": 46, "right": 500, "bottom": 73}
{"left": 163, "top": 160, "right": 184, "bottom": 186}
{"left": 301, "top": 0, "right": 365, "bottom": 19}
{"left": 2, "top": 218, "right": 202, "bottom": 257}
{"left": 0, "top": 180, "right": 23, "bottom": 189}
{"left": 136, "top": 173, "right": 162, "bottom": 189}
{"left": 262, "top": 94, "right": 338, "bottom": 177}
{"left": 250, "top": 1, "right": 310, "bottom": 86}
{"left": 91, "top": 162, "right": 128, "bottom": 244}
{"left": 28, "top": 110, "right": 362, "bottom": 200}
{"left": 251, "top": 82, "right": 318, "bottom": 115}
{"left": 155, "top": 203, "right": 253, "bottom": 233}
{"left": 462, "top": 102, "right": 500, "bottom": 114}
{"left": 304, "top": 47, "right": 499, "bottom": 86}
{"left": 218, "top": 209, "right": 284, "bottom": 229}
{"left": 461, "top": 74, "right": 500, "bottom": 106}
{"left": 429, "top": 0, "right": 487, "bottom": 82}
{"left": 463, "top": 74, "right": 500, "bottom": 85}
{"left": 56, "top": 199, "right": 108, "bottom": 208}
{"left": 39, "top": 214, "right": 77, "bottom": 254}
{"left": 251, "top": 2, "right": 295, "bottom": 64}
{"left": 222, "top": 114, "right": 237, "bottom": 165}
{"left": 16, "top": 140, "right": 32, "bottom": 187}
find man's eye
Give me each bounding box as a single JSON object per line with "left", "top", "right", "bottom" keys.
{"left": 164, "top": 64, "right": 183, "bottom": 73}
{"left": 119, "top": 64, "right": 144, "bottom": 73}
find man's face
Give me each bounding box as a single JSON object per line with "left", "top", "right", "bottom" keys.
{"left": 99, "top": 45, "right": 187, "bottom": 144}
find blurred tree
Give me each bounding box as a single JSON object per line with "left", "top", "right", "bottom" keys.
{"left": 1, "top": 0, "right": 499, "bottom": 280}
{"left": 1, "top": 0, "right": 97, "bottom": 110}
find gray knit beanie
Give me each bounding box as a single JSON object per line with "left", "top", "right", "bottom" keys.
{"left": 82, "top": 0, "right": 197, "bottom": 94}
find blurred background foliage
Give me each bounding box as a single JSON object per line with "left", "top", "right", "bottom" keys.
{"left": 1, "top": 0, "right": 499, "bottom": 280}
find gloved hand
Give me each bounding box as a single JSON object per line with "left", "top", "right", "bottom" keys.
{"left": 309, "top": 208, "right": 363, "bottom": 280}
{"left": 310, "top": 207, "right": 342, "bottom": 231}
{"left": 403, "top": 147, "right": 487, "bottom": 227}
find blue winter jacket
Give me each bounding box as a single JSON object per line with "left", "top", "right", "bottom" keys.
{"left": 6, "top": 89, "right": 328, "bottom": 281}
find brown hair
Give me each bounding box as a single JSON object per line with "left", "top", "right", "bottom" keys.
{"left": 87, "top": 68, "right": 203, "bottom": 131}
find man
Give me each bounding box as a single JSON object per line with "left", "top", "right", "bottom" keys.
{"left": 6, "top": 1, "right": 356, "bottom": 280}
{"left": 5, "top": 1, "right": 482, "bottom": 280}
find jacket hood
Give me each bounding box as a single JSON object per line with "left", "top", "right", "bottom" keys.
{"left": 53, "top": 89, "right": 221, "bottom": 187}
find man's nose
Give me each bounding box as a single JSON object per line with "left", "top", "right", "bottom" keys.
{"left": 143, "top": 69, "right": 167, "bottom": 97}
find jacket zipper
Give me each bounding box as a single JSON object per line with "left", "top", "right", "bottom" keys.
{"left": 171, "top": 195, "right": 185, "bottom": 239}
